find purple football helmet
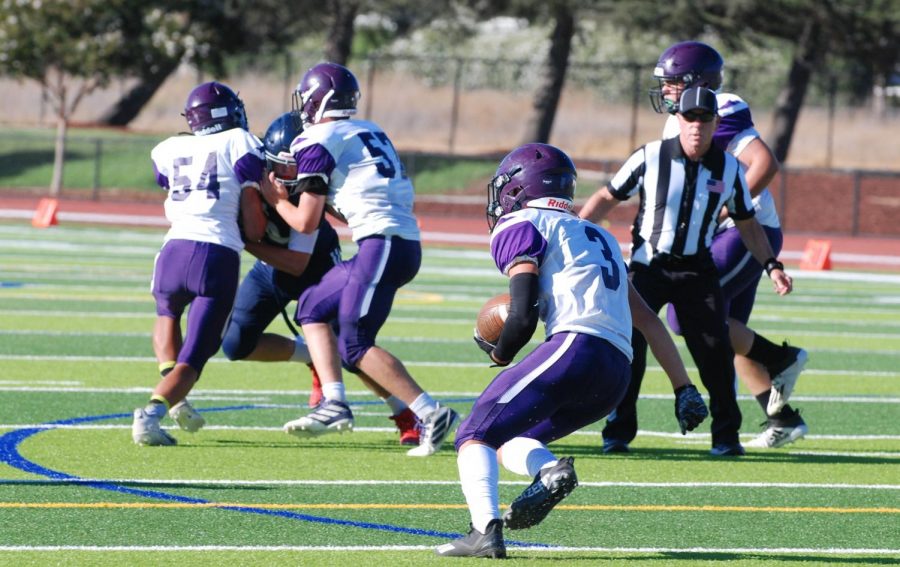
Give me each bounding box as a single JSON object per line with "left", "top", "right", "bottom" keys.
{"left": 292, "top": 62, "right": 360, "bottom": 127}
{"left": 183, "top": 81, "right": 248, "bottom": 135}
{"left": 486, "top": 143, "right": 577, "bottom": 231}
{"left": 649, "top": 41, "right": 724, "bottom": 114}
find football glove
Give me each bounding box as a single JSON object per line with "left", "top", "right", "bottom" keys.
{"left": 473, "top": 328, "right": 497, "bottom": 355}
{"left": 473, "top": 329, "right": 511, "bottom": 367}
{"left": 674, "top": 384, "right": 708, "bottom": 435}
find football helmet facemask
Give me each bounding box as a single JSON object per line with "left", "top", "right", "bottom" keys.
{"left": 649, "top": 41, "right": 724, "bottom": 114}
{"left": 292, "top": 62, "right": 360, "bottom": 128}
{"left": 487, "top": 143, "right": 577, "bottom": 231}
{"left": 262, "top": 112, "right": 303, "bottom": 192}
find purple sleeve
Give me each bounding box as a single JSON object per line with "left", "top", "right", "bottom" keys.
{"left": 152, "top": 162, "right": 169, "bottom": 190}
{"left": 233, "top": 153, "right": 264, "bottom": 185}
{"left": 294, "top": 142, "right": 337, "bottom": 180}
{"left": 713, "top": 107, "right": 754, "bottom": 152}
{"left": 490, "top": 217, "right": 547, "bottom": 273}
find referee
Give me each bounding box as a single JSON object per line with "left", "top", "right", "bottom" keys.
{"left": 580, "top": 87, "right": 793, "bottom": 456}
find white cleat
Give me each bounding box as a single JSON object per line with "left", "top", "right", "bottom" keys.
{"left": 746, "top": 410, "right": 808, "bottom": 449}
{"left": 132, "top": 407, "right": 177, "bottom": 446}
{"left": 407, "top": 404, "right": 459, "bottom": 457}
{"left": 283, "top": 399, "right": 354, "bottom": 438}
{"left": 768, "top": 347, "right": 808, "bottom": 416}
{"left": 169, "top": 399, "right": 206, "bottom": 433}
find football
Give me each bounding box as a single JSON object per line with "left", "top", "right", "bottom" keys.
{"left": 476, "top": 293, "right": 511, "bottom": 344}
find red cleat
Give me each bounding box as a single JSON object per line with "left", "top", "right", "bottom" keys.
{"left": 389, "top": 408, "right": 421, "bottom": 446}
{"left": 307, "top": 363, "right": 323, "bottom": 408}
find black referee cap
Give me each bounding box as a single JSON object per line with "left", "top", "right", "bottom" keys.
{"left": 679, "top": 87, "right": 718, "bottom": 115}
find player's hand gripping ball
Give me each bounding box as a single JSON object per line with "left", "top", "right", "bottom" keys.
{"left": 475, "top": 293, "right": 511, "bottom": 345}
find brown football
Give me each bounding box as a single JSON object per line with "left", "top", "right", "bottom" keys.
{"left": 476, "top": 293, "right": 511, "bottom": 344}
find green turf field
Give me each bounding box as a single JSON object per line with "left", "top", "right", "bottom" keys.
{"left": 0, "top": 222, "right": 898, "bottom": 566}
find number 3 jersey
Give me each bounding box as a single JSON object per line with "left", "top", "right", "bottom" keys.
{"left": 289, "top": 119, "right": 420, "bottom": 243}
{"left": 490, "top": 207, "right": 633, "bottom": 361}
{"left": 151, "top": 128, "right": 265, "bottom": 252}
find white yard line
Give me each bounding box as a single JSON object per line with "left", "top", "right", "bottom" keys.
{"left": 0, "top": 545, "right": 896, "bottom": 555}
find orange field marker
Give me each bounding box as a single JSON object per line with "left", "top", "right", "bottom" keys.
{"left": 799, "top": 239, "right": 832, "bottom": 270}
{"left": 31, "top": 198, "right": 60, "bottom": 228}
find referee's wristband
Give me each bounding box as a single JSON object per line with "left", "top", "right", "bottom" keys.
{"left": 764, "top": 257, "right": 784, "bottom": 276}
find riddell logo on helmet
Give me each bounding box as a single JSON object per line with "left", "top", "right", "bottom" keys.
{"left": 528, "top": 197, "right": 574, "bottom": 212}
{"left": 194, "top": 123, "right": 224, "bottom": 136}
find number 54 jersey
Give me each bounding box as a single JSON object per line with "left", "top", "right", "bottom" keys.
{"left": 490, "top": 207, "right": 633, "bottom": 361}
{"left": 151, "top": 129, "right": 265, "bottom": 252}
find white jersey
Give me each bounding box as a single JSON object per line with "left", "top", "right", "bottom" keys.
{"left": 290, "top": 119, "right": 419, "bottom": 242}
{"left": 663, "top": 93, "right": 780, "bottom": 229}
{"left": 491, "top": 207, "right": 633, "bottom": 361}
{"left": 151, "top": 128, "right": 264, "bottom": 252}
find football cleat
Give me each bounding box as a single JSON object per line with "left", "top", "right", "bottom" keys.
{"left": 602, "top": 438, "right": 630, "bottom": 454}
{"left": 169, "top": 399, "right": 206, "bottom": 433}
{"left": 435, "top": 519, "right": 506, "bottom": 559}
{"left": 710, "top": 442, "right": 745, "bottom": 456}
{"left": 132, "top": 406, "right": 177, "bottom": 446}
{"left": 406, "top": 404, "right": 459, "bottom": 457}
{"left": 746, "top": 408, "right": 808, "bottom": 449}
{"left": 283, "top": 399, "right": 354, "bottom": 438}
{"left": 307, "top": 363, "right": 323, "bottom": 408}
{"left": 767, "top": 345, "right": 808, "bottom": 416}
{"left": 389, "top": 408, "right": 421, "bottom": 446}
{"left": 503, "top": 457, "right": 578, "bottom": 530}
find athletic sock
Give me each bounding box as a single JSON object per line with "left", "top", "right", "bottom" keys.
{"left": 409, "top": 393, "right": 438, "bottom": 420}
{"left": 755, "top": 390, "right": 771, "bottom": 412}
{"left": 457, "top": 443, "right": 500, "bottom": 534}
{"left": 381, "top": 395, "right": 408, "bottom": 416}
{"left": 499, "top": 436, "right": 556, "bottom": 478}
{"left": 322, "top": 381, "right": 346, "bottom": 403}
{"left": 746, "top": 333, "right": 787, "bottom": 368}
{"left": 289, "top": 335, "right": 311, "bottom": 363}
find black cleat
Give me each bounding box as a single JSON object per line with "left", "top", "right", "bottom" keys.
{"left": 503, "top": 457, "right": 578, "bottom": 530}
{"left": 435, "top": 519, "right": 506, "bottom": 558}
{"left": 710, "top": 442, "right": 746, "bottom": 456}
{"left": 602, "top": 438, "right": 630, "bottom": 453}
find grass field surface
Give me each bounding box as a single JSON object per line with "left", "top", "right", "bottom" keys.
{"left": 0, "top": 222, "right": 898, "bottom": 566}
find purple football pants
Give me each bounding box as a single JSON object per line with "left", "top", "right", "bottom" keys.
{"left": 295, "top": 235, "right": 421, "bottom": 369}
{"left": 151, "top": 239, "right": 239, "bottom": 373}
{"left": 455, "top": 332, "right": 630, "bottom": 451}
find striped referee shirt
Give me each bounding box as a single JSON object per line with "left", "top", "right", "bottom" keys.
{"left": 608, "top": 136, "right": 755, "bottom": 266}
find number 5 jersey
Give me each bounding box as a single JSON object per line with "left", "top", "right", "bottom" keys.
{"left": 151, "top": 128, "right": 265, "bottom": 252}
{"left": 289, "top": 119, "right": 420, "bottom": 243}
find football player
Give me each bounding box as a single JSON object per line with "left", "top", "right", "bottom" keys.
{"left": 133, "top": 81, "right": 266, "bottom": 446}
{"left": 221, "top": 112, "right": 420, "bottom": 446}
{"left": 259, "top": 63, "right": 457, "bottom": 456}
{"left": 652, "top": 41, "right": 808, "bottom": 448}
{"left": 436, "top": 144, "right": 707, "bottom": 558}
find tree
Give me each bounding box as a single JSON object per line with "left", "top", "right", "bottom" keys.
{"left": 99, "top": 0, "right": 315, "bottom": 127}
{"left": 521, "top": 2, "right": 575, "bottom": 144}
{"left": 325, "top": 0, "right": 362, "bottom": 65}
{"left": 0, "top": 0, "right": 187, "bottom": 194}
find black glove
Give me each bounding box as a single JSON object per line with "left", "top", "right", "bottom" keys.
{"left": 674, "top": 384, "right": 709, "bottom": 435}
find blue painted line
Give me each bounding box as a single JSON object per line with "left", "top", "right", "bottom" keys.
{"left": 0, "top": 403, "right": 551, "bottom": 548}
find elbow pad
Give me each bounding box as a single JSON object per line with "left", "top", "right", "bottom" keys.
{"left": 493, "top": 272, "right": 540, "bottom": 362}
